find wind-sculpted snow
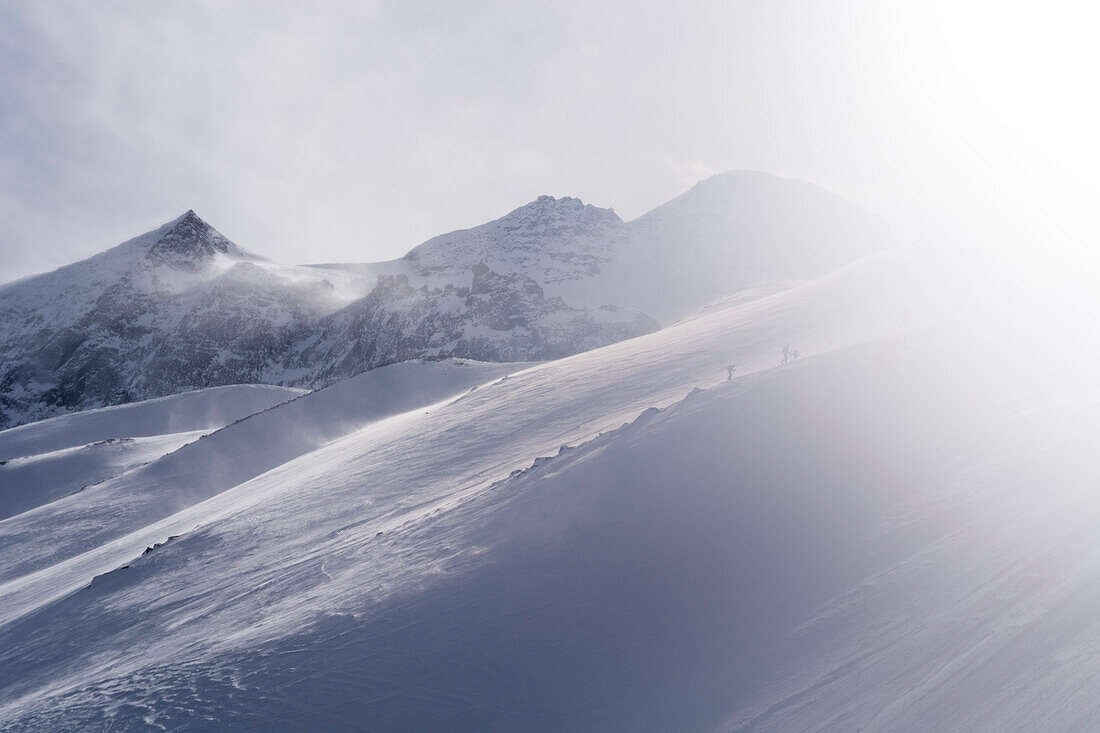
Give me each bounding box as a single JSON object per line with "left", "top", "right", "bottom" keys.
{"left": 0, "top": 383, "right": 302, "bottom": 460}
{"left": 33, "top": 341, "right": 1069, "bottom": 733}
{"left": 0, "top": 360, "right": 527, "bottom": 587}
{"left": 2, "top": 241, "right": 1097, "bottom": 730}
{"left": 0, "top": 244, "right": 932, "bottom": 619}
{"left": 0, "top": 432, "right": 205, "bottom": 522}
{"left": 0, "top": 383, "right": 302, "bottom": 530}
{"left": 0, "top": 244, "right": 960, "bottom": 728}
{"left": 0, "top": 171, "right": 890, "bottom": 427}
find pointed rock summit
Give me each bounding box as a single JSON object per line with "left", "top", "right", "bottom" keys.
{"left": 146, "top": 210, "right": 235, "bottom": 270}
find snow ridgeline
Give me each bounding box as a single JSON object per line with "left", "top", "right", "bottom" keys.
{"left": 0, "top": 383, "right": 304, "bottom": 461}
{"left": 0, "top": 384, "right": 303, "bottom": 522}
{"left": 0, "top": 359, "right": 531, "bottom": 585}
{"left": 0, "top": 171, "right": 891, "bottom": 428}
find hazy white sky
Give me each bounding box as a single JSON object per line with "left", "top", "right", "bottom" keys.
{"left": 1, "top": 0, "right": 1096, "bottom": 281}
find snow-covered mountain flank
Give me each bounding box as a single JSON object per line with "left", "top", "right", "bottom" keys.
{"left": 2, "top": 237, "right": 1096, "bottom": 730}
{"left": 0, "top": 171, "right": 891, "bottom": 428}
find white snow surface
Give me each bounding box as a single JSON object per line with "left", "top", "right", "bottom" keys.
{"left": 0, "top": 383, "right": 303, "bottom": 461}
{"left": 0, "top": 359, "right": 529, "bottom": 592}
{"left": 0, "top": 431, "right": 204, "bottom": 522}
{"left": 1, "top": 244, "right": 1097, "bottom": 731}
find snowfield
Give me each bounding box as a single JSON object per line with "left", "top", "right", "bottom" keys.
{"left": 0, "top": 360, "right": 529, "bottom": 589}
{"left": 0, "top": 431, "right": 204, "bottom": 522}
{"left": 0, "top": 384, "right": 303, "bottom": 522}
{"left": 4, "top": 239, "right": 1097, "bottom": 731}
{"left": 0, "top": 384, "right": 303, "bottom": 461}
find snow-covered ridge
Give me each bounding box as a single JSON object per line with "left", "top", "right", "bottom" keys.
{"left": 0, "top": 359, "right": 527, "bottom": 588}
{"left": 0, "top": 384, "right": 303, "bottom": 461}
{"left": 0, "top": 208, "right": 645, "bottom": 427}
{"left": 0, "top": 384, "right": 302, "bottom": 527}
{"left": 0, "top": 171, "right": 891, "bottom": 428}
{"left": 405, "top": 194, "right": 625, "bottom": 284}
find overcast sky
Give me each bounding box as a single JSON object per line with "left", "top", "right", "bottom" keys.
{"left": 1, "top": 0, "right": 1096, "bottom": 281}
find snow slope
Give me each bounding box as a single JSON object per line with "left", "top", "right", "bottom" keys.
{"left": 0, "top": 383, "right": 303, "bottom": 460}
{"left": 0, "top": 384, "right": 302, "bottom": 521}
{"left": 0, "top": 432, "right": 203, "bottom": 522}
{"left": 0, "top": 359, "right": 528, "bottom": 590}
{"left": 4, "top": 237, "right": 1090, "bottom": 731}
{"left": 0, "top": 243, "right": 990, "bottom": 730}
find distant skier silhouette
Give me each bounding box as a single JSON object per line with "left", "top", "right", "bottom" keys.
{"left": 781, "top": 345, "right": 790, "bottom": 364}
{"left": 726, "top": 363, "right": 736, "bottom": 380}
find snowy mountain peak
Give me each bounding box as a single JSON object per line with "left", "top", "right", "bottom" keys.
{"left": 499, "top": 194, "right": 621, "bottom": 232}
{"left": 532, "top": 194, "right": 582, "bottom": 206}
{"left": 653, "top": 170, "right": 792, "bottom": 211}
{"left": 0, "top": 173, "right": 892, "bottom": 428}
{"left": 403, "top": 193, "right": 625, "bottom": 284}
{"left": 145, "top": 210, "right": 238, "bottom": 270}
{"left": 696, "top": 169, "right": 778, "bottom": 185}
{"left": 655, "top": 169, "right": 867, "bottom": 216}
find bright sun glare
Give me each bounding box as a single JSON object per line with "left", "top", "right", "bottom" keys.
{"left": 872, "top": 2, "right": 1099, "bottom": 248}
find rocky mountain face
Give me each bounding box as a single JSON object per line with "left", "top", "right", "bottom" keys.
{"left": 291, "top": 264, "right": 651, "bottom": 386}
{"left": 0, "top": 210, "right": 654, "bottom": 428}
{"left": 0, "top": 213, "right": 343, "bottom": 427}
{"left": 405, "top": 194, "right": 626, "bottom": 283}
{"left": 399, "top": 171, "right": 895, "bottom": 324}
{"left": 0, "top": 171, "right": 892, "bottom": 428}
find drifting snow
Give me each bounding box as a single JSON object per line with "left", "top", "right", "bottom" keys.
{"left": 0, "top": 244, "right": 936, "bottom": 728}
{"left": 0, "top": 432, "right": 203, "bottom": 522}
{"left": 1, "top": 240, "right": 1092, "bottom": 730}
{"left": 0, "top": 359, "right": 529, "bottom": 590}
{"left": 0, "top": 384, "right": 302, "bottom": 460}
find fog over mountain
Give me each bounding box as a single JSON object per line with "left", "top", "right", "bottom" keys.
{"left": 2, "top": 0, "right": 1098, "bottom": 728}
{"left": 3, "top": 214, "right": 1097, "bottom": 730}
{"left": 3, "top": 157, "right": 1097, "bottom": 731}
